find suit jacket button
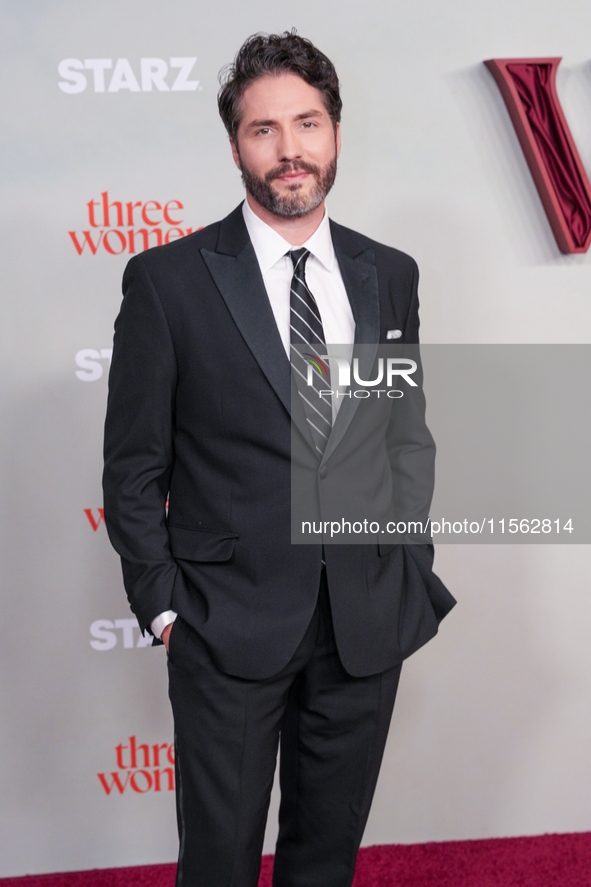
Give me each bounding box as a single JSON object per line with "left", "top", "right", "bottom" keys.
{"left": 319, "top": 466, "right": 328, "bottom": 479}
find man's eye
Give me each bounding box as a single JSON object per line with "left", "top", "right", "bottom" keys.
{"left": 301, "top": 121, "right": 316, "bottom": 128}
{"left": 255, "top": 127, "right": 271, "bottom": 135}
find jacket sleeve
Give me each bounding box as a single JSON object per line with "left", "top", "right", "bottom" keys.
{"left": 102, "top": 255, "right": 180, "bottom": 633}
{"left": 386, "top": 258, "right": 436, "bottom": 540}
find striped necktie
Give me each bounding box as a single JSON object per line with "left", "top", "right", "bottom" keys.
{"left": 288, "top": 248, "right": 332, "bottom": 456}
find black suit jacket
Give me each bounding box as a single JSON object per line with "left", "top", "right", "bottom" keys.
{"left": 103, "top": 203, "right": 455, "bottom": 679}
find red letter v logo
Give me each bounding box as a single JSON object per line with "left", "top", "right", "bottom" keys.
{"left": 485, "top": 58, "right": 591, "bottom": 253}
{"left": 84, "top": 508, "right": 105, "bottom": 531}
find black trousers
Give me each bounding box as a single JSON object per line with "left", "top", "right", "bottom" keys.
{"left": 167, "top": 574, "right": 402, "bottom": 887}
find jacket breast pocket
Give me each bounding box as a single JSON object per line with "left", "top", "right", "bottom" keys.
{"left": 168, "top": 524, "right": 238, "bottom": 562}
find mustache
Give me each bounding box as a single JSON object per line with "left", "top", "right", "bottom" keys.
{"left": 265, "top": 160, "right": 320, "bottom": 182}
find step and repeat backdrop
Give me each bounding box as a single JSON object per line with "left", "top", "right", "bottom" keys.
{"left": 2, "top": 0, "right": 591, "bottom": 878}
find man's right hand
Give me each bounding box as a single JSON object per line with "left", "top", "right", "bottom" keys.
{"left": 162, "top": 622, "right": 173, "bottom": 652}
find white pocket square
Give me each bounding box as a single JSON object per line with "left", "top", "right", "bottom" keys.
{"left": 386, "top": 329, "right": 402, "bottom": 340}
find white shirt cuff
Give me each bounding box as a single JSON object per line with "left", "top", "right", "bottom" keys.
{"left": 150, "top": 610, "right": 178, "bottom": 640}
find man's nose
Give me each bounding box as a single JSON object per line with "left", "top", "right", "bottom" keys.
{"left": 277, "top": 128, "right": 303, "bottom": 161}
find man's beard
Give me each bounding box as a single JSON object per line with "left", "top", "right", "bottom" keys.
{"left": 239, "top": 155, "right": 337, "bottom": 218}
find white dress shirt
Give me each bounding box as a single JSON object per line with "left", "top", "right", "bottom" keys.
{"left": 151, "top": 200, "right": 356, "bottom": 640}
{"left": 241, "top": 199, "right": 355, "bottom": 369}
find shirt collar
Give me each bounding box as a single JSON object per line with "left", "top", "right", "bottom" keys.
{"left": 242, "top": 199, "right": 336, "bottom": 274}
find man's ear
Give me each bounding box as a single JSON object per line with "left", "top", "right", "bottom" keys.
{"left": 335, "top": 122, "right": 341, "bottom": 159}
{"left": 230, "top": 138, "right": 241, "bottom": 170}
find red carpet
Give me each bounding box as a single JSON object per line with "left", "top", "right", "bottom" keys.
{"left": 2, "top": 833, "right": 591, "bottom": 887}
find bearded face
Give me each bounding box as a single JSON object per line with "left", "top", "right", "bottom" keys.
{"left": 231, "top": 72, "right": 341, "bottom": 221}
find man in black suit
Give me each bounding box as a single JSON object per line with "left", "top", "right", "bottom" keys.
{"left": 103, "top": 31, "right": 455, "bottom": 887}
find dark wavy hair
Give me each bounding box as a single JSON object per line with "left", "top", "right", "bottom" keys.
{"left": 218, "top": 30, "right": 342, "bottom": 143}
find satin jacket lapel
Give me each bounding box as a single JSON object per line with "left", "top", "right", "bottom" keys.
{"left": 321, "top": 243, "right": 380, "bottom": 464}
{"left": 201, "top": 210, "right": 316, "bottom": 450}
{"left": 200, "top": 207, "right": 293, "bottom": 416}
